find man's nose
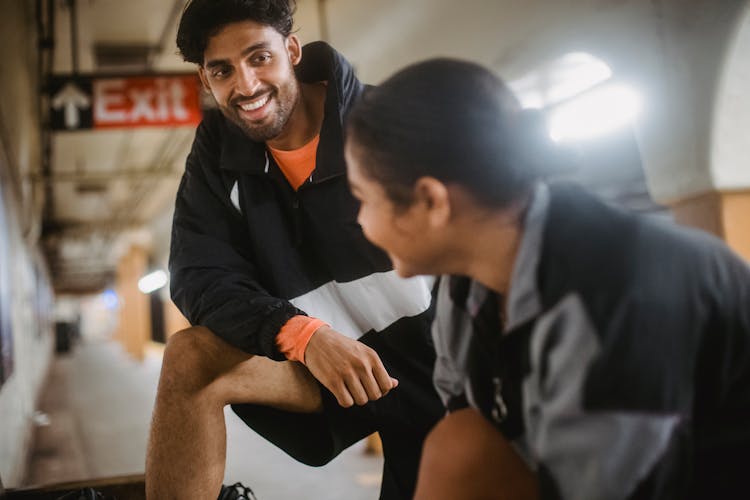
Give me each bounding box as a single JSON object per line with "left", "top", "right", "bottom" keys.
{"left": 236, "top": 66, "right": 261, "bottom": 96}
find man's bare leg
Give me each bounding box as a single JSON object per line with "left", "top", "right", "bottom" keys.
{"left": 414, "top": 408, "right": 539, "bottom": 500}
{"left": 145, "top": 326, "right": 322, "bottom": 500}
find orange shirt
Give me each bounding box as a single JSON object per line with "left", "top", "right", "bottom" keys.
{"left": 270, "top": 134, "right": 328, "bottom": 362}
{"left": 267, "top": 134, "right": 320, "bottom": 191}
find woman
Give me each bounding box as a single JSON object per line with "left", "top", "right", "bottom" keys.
{"left": 344, "top": 58, "right": 750, "bottom": 500}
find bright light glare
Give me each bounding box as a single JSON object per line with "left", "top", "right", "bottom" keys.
{"left": 100, "top": 289, "right": 119, "bottom": 309}
{"left": 510, "top": 52, "right": 613, "bottom": 109}
{"left": 138, "top": 270, "right": 168, "bottom": 294}
{"left": 547, "top": 84, "right": 642, "bottom": 142}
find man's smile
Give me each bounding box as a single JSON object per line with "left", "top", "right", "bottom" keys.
{"left": 238, "top": 94, "right": 270, "bottom": 111}
{"left": 233, "top": 91, "right": 274, "bottom": 121}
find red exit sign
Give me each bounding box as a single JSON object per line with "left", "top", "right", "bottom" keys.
{"left": 49, "top": 73, "right": 203, "bottom": 131}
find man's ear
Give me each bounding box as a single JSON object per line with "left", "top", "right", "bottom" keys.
{"left": 286, "top": 35, "right": 302, "bottom": 65}
{"left": 414, "top": 177, "right": 451, "bottom": 228}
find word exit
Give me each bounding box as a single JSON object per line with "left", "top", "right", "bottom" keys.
{"left": 49, "top": 73, "right": 203, "bottom": 131}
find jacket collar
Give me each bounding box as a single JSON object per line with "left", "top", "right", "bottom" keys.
{"left": 218, "top": 41, "right": 362, "bottom": 181}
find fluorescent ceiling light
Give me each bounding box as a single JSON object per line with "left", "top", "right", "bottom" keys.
{"left": 138, "top": 270, "right": 168, "bottom": 294}
{"left": 547, "top": 84, "right": 642, "bottom": 143}
{"left": 509, "top": 52, "right": 613, "bottom": 109}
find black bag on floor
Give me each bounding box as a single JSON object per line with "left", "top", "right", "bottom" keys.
{"left": 55, "top": 489, "right": 113, "bottom": 500}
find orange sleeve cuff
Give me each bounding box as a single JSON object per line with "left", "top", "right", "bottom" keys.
{"left": 276, "top": 315, "right": 328, "bottom": 364}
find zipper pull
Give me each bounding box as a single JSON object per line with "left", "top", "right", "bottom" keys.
{"left": 491, "top": 376, "right": 508, "bottom": 424}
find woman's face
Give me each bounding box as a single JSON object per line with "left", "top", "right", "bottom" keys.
{"left": 345, "top": 142, "right": 449, "bottom": 278}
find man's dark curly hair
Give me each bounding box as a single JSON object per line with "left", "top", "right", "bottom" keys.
{"left": 176, "top": 0, "right": 297, "bottom": 65}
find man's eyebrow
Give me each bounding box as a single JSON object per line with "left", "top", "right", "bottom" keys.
{"left": 204, "top": 42, "right": 271, "bottom": 69}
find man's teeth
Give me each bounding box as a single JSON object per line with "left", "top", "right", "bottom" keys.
{"left": 240, "top": 95, "right": 270, "bottom": 111}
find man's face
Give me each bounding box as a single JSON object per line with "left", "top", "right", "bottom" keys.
{"left": 199, "top": 20, "right": 301, "bottom": 142}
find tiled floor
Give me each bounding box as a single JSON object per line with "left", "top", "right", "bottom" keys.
{"left": 24, "top": 339, "right": 383, "bottom": 499}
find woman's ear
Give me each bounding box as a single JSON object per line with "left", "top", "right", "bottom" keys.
{"left": 414, "top": 177, "right": 451, "bottom": 228}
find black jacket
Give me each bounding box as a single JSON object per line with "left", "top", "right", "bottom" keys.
{"left": 169, "top": 42, "right": 431, "bottom": 360}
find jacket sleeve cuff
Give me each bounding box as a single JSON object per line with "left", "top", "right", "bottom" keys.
{"left": 276, "top": 315, "right": 329, "bottom": 363}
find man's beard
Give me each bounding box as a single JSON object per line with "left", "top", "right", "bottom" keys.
{"left": 224, "top": 77, "right": 300, "bottom": 142}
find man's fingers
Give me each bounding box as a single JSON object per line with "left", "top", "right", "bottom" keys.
{"left": 332, "top": 382, "right": 354, "bottom": 408}
{"left": 307, "top": 336, "right": 398, "bottom": 408}
{"left": 372, "top": 358, "right": 395, "bottom": 395}
{"left": 361, "top": 371, "right": 383, "bottom": 401}
{"left": 345, "top": 377, "right": 370, "bottom": 406}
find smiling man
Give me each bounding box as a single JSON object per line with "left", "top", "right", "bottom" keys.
{"left": 199, "top": 23, "right": 305, "bottom": 144}
{"left": 144, "top": 1, "right": 443, "bottom": 499}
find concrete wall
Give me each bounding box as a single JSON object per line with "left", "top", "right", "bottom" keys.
{"left": 712, "top": 4, "right": 750, "bottom": 190}
{"left": 0, "top": 0, "right": 55, "bottom": 487}
{"left": 629, "top": 0, "right": 746, "bottom": 203}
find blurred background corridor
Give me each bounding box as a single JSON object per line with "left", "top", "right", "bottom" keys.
{"left": 1, "top": 0, "right": 749, "bottom": 498}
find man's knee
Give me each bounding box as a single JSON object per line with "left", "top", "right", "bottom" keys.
{"left": 160, "top": 326, "right": 247, "bottom": 393}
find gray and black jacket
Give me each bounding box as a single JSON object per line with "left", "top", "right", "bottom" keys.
{"left": 434, "top": 183, "right": 750, "bottom": 500}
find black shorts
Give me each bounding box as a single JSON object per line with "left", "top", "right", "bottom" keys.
{"left": 231, "top": 312, "right": 444, "bottom": 500}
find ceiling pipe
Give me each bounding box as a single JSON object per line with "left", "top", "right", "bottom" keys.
{"left": 65, "top": 0, "right": 79, "bottom": 74}
{"left": 146, "top": 0, "right": 187, "bottom": 71}
{"left": 37, "top": 0, "right": 60, "bottom": 278}
{"left": 317, "top": 0, "right": 329, "bottom": 42}
{"left": 45, "top": 220, "right": 144, "bottom": 237}
{"left": 31, "top": 168, "right": 183, "bottom": 182}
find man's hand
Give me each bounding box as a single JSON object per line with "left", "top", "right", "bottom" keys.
{"left": 304, "top": 325, "right": 398, "bottom": 407}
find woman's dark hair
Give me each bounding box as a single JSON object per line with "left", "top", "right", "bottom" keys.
{"left": 346, "top": 58, "right": 548, "bottom": 209}
{"left": 177, "top": 0, "right": 297, "bottom": 65}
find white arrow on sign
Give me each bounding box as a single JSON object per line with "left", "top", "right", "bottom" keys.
{"left": 51, "top": 82, "right": 91, "bottom": 129}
